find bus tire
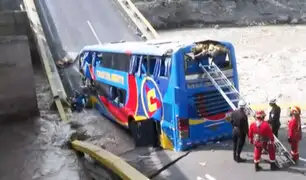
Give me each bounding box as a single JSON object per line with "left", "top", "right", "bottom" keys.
{"left": 128, "top": 117, "right": 138, "bottom": 145}
{"left": 154, "top": 120, "right": 161, "bottom": 147}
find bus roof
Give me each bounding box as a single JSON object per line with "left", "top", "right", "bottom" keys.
{"left": 82, "top": 39, "right": 233, "bottom": 56}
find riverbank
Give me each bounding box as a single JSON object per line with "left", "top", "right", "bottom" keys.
{"left": 134, "top": 0, "right": 306, "bottom": 29}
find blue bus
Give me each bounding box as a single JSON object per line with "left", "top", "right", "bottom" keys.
{"left": 77, "top": 39, "right": 239, "bottom": 151}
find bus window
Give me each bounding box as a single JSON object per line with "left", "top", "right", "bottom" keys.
{"left": 95, "top": 52, "right": 103, "bottom": 66}
{"left": 141, "top": 55, "right": 157, "bottom": 75}
{"left": 212, "top": 53, "right": 231, "bottom": 69}
{"left": 140, "top": 56, "right": 148, "bottom": 74}
{"left": 148, "top": 56, "right": 157, "bottom": 75}
{"left": 109, "top": 86, "right": 126, "bottom": 107}
{"left": 159, "top": 57, "right": 171, "bottom": 78}
{"left": 132, "top": 55, "right": 141, "bottom": 74}
{"left": 99, "top": 52, "right": 131, "bottom": 72}
{"left": 102, "top": 53, "right": 113, "bottom": 68}
{"left": 113, "top": 54, "right": 131, "bottom": 72}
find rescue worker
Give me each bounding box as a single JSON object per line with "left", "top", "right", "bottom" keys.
{"left": 70, "top": 90, "right": 88, "bottom": 112}
{"left": 248, "top": 110, "right": 279, "bottom": 171}
{"left": 230, "top": 100, "right": 249, "bottom": 163}
{"left": 288, "top": 106, "right": 302, "bottom": 163}
{"left": 268, "top": 98, "right": 281, "bottom": 137}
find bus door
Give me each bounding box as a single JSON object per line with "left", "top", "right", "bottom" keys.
{"left": 154, "top": 57, "right": 171, "bottom": 95}
{"left": 130, "top": 54, "right": 160, "bottom": 147}
{"left": 154, "top": 56, "right": 175, "bottom": 149}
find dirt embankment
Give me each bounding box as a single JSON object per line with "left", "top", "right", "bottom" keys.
{"left": 134, "top": 0, "right": 306, "bottom": 29}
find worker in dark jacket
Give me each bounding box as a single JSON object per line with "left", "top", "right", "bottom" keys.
{"left": 70, "top": 89, "right": 88, "bottom": 112}
{"left": 230, "top": 100, "right": 249, "bottom": 163}
{"left": 268, "top": 98, "right": 281, "bottom": 137}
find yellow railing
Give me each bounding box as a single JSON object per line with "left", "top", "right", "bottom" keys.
{"left": 71, "top": 140, "right": 149, "bottom": 180}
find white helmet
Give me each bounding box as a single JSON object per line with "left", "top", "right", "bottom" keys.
{"left": 269, "top": 98, "right": 276, "bottom": 104}
{"left": 238, "top": 100, "right": 246, "bottom": 108}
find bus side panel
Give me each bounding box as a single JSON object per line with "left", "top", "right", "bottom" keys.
{"left": 132, "top": 73, "right": 177, "bottom": 150}
{"left": 133, "top": 76, "right": 166, "bottom": 122}
{"left": 89, "top": 95, "right": 119, "bottom": 123}
{"left": 227, "top": 43, "right": 239, "bottom": 91}
{"left": 91, "top": 67, "right": 132, "bottom": 126}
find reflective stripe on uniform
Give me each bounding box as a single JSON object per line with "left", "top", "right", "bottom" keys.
{"left": 291, "top": 151, "right": 299, "bottom": 155}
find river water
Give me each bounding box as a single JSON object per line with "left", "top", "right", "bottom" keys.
{"left": 0, "top": 62, "right": 135, "bottom": 180}
{"left": 0, "top": 67, "right": 90, "bottom": 180}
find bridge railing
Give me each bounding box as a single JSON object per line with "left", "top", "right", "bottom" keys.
{"left": 23, "top": 0, "right": 69, "bottom": 122}
{"left": 116, "top": 0, "right": 159, "bottom": 40}
{"left": 71, "top": 140, "right": 149, "bottom": 180}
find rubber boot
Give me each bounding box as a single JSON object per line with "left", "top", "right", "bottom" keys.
{"left": 237, "top": 155, "right": 247, "bottom": 163}
{"left": 270, "top": 162, "right": 280, "bottom": 171}
{"left": 255, "top": 163, "right": 262, "bottom": 172}
{"left": 233, "top": 153, "right": 237, "bottom": 162}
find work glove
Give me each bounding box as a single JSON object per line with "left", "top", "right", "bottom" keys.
{"left": 288, "top": 138, "right": 292, "bottom": 143}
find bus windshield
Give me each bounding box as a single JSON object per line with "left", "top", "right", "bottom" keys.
{"left": 184, "top": 43, "right": 231, "bottom": 81}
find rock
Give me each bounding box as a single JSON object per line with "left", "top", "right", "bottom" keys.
{"left": 276, "top": 15, "right": 290, "bottom": 23}
{"left": 70, "top": 128, "right": 90, "bottom": 141}
{"left": 300, "top": 14, "right": 306, "bottom": 23}
{"left": 69, "top": 121, "right": 83, "bottom": 129}
{"left": 290, "top": 18, "right": 299, "bottom": 24}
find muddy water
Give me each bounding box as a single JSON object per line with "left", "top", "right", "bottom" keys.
{"left": 0, "top": 64, "right": 135, "bottom": 180}
{"left": 0, "top": 67, "right": 89, "bottom": 180}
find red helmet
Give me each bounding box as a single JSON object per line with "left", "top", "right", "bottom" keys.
{"left": 290, "top": 106, "right": 301, "bottom": 115}
{"left": 255, "top": 110, "right": 266, "bottom": 119}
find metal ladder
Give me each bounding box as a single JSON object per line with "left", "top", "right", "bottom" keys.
{"left": 199, "top": 62, "right": 295, "bottom": 168}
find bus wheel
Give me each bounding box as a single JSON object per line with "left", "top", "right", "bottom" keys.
{"left": 154, "top": 120, "right": 161, "bottom": 147}
{"left": 128, "top": 117, "right": 139, "bottom": 145}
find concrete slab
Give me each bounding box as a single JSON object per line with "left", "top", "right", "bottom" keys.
{"left": 0, "top": 36, "right": 38, "bottom": 121}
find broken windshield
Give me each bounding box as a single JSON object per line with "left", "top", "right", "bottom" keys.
{"left": 184, "top": 42, "right": 231, "bottom": 80}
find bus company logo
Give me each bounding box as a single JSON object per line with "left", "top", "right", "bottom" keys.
{"left": 140, "top": 77, "right": 163, "bottom": 119}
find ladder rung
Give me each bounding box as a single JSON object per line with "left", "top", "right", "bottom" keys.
{"left": 214, "top": 77, "right": 225, "bottom": 81}
{"left": 225, "top": 91, "right": 236, "bottom": 95}
{"left": 231, "top": 99, "right": 239, "bottom": 103}
{"left": 219, "top": 84, "right": 230, "bottom": 88}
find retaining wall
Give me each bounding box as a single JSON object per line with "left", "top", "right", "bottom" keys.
{"left": 0, "top": 10, "right": 38, "bottom": 122}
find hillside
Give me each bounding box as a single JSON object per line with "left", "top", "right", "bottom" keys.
{"left": 134, "top": 0, "right": 306, "bottom": 29}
